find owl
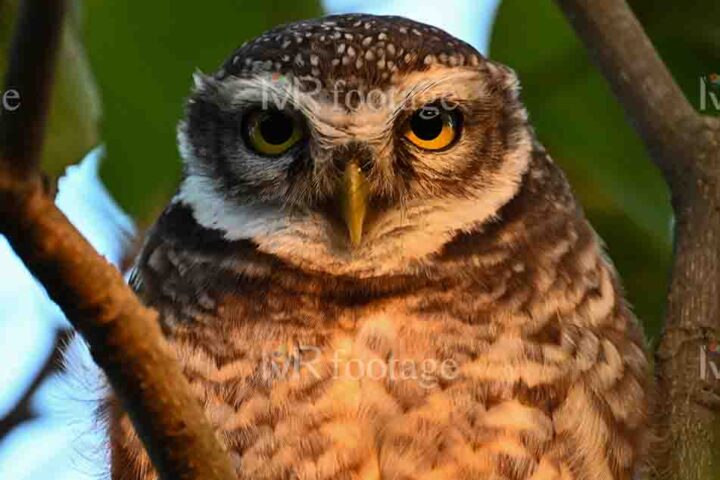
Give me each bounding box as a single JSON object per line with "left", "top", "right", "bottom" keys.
{"left": 107, "top": 14, "right": 650, "bottom": 480}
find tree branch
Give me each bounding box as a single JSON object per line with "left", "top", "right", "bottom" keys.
{"left": 554, "top": 1, "right": 720, "bottom": 479}
{"left": 0, "top": 1, "right": 235, "bottom": 479}
{"left": 553, "top": 0, "right": 719, "bottom": 191}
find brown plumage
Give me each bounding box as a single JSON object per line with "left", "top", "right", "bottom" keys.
{"left": 107, "top": 14, "right": 649, "bottom": 480}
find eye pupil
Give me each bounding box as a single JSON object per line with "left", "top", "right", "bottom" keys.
{"left": 403, "top": 104, "right": 460, "bottom": 151}
{"left": 410, "top": 107, "right": 445, "bottom": 141}
{"left": 259, "top": 111, "right": 294, "bottom": 145}
{"left": 245, "top": 109, "right": 302, "bottom": 156}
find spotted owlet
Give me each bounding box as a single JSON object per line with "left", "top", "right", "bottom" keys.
{"left": 107, "top": 13, "right": 650, "bottom": 480}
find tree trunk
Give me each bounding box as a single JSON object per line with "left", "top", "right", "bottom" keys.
{"left": 554, "top": 1, "right": 720, "bottom": 478}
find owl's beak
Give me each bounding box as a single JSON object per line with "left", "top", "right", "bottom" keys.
{"left": 339, "top": 160, "right": 369, "bottom": 248}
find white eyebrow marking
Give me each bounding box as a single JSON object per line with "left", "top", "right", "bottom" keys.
{"left": 194, "top": 66, "right": 487, "bottom": 147}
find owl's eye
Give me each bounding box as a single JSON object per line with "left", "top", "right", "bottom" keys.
{"left": 244, "top": 109, "right": 303, "bottom": 156}
{"left": 403, "top": 104, "right": 460, "bottom": 151}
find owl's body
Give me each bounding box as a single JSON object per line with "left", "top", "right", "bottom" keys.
{"left": 108, "top": 14, "right": 648, "bottom": 480}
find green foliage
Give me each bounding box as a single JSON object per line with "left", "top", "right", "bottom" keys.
{"left": 491, "top": 0, "right": 720, "bottom": 337}
{"left": 0, "top": 0, "right": 100, "bottom": 178}
{"left": 82, "top": 0, "right": 322, "bottom": 220}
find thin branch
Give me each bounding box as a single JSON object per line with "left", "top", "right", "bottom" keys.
{"left": 0, "top": 1, "right": 235, "bottom": 479}
{"left": 554, "top": 0, "right": 719, "bottom": 192}
{"left": 554, "top": 1, "right": 720, "bottom": 479}
{"left": 0, "top": 329, "right": 71, "bottom": 443}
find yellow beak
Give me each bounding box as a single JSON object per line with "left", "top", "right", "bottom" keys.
{"left": 339, "top": 161, "right": 369, "bottom": 248}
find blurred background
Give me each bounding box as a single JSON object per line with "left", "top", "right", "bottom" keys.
{"left": 1, "top": 0, "right": 718, "bottom": 477}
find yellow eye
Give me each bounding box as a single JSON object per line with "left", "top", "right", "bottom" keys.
{"left": 403, "top": 104, "right": 460, "bottom": 151}
{"left": 245, "top": 110, "right": 303, "bottom": 156}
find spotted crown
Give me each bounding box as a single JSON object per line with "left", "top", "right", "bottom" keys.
{"left": 216, "top": 14, "right": 485, "bottom": 92}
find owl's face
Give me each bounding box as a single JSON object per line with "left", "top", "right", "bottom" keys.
{"left": 176, "top": 14, "right": 532, "bottom": 276}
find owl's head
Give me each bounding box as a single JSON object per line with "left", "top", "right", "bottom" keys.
{"left": 176, "top": 14, "right": 532, "bottom": 277}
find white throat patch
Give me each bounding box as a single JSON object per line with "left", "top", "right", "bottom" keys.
{"left": 175, "top": 141, "right": 531, "bottom": 278}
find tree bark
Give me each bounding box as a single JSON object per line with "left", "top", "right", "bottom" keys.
{"left": 554, "top": 1, "right": 720, "bottom": 479}
{"left": 0, "top": 1, "right": 235, "bottom": 479}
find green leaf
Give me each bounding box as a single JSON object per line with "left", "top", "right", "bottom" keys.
{"left": 82, "top": 0, "right": 323, "bottom": 221}
{"left": 488, "top": 0, "right": 720, "bottom": 337}
{"left": 0, "top": 0, "right": 100, "bottom": 178}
